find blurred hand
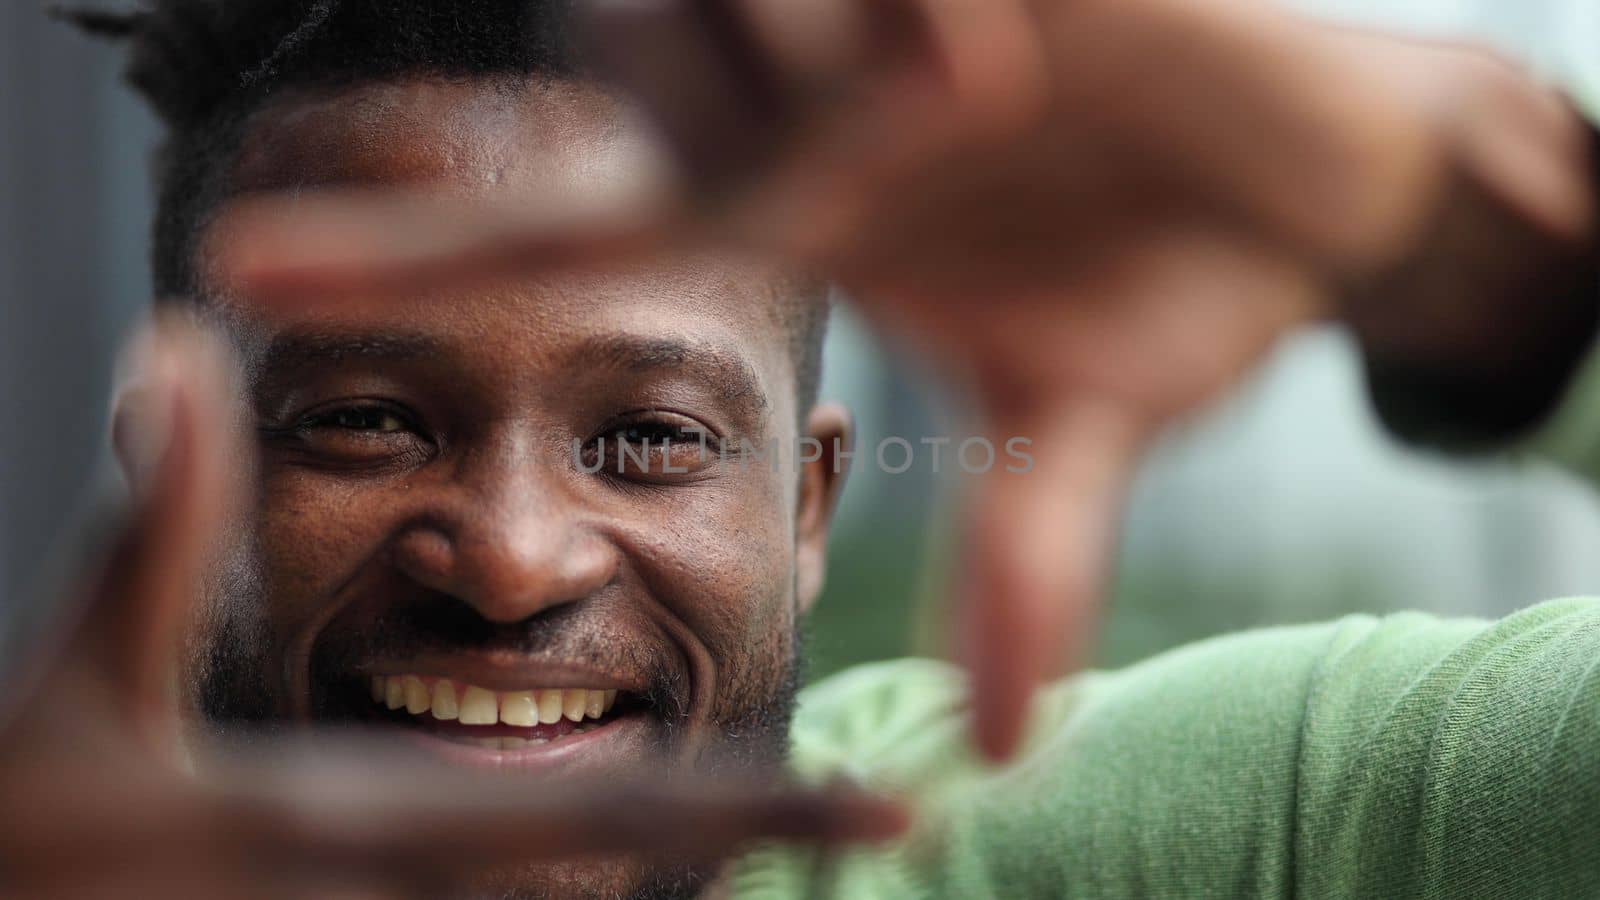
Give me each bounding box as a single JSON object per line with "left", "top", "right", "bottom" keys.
{"left": 0, "top": 320, "right": 903, "bottom": 898}
{"left": 220, "top": 0, "right": 1595, "bottom": 760}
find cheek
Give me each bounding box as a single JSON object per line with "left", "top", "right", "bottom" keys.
{"left": 188, "top": 466, "right": 400, "bottom": 718}
{"left": 252, "top": 471, "right": 400, "bottom": 645}
{"left": 621, "top": 473, "right": 799, "bottom": 681}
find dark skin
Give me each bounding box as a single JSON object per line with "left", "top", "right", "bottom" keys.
{"left": 0, "top": 319, "right": 901, "bottom": 899}
{"left": 113, "top": 80, "right": 857, "bottom": 899}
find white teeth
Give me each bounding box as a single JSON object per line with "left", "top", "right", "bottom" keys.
{"left": 563, "top": 690, "right": 588, "bottom": 722}
{"left": 537, "top": 690, "right": 564, "bottom": 725}
{"left": 403, "top": 676, "right": 430, "bottom": 715}
{"left": 371, "top": 676, "right": 621, "bottom": 726}
{"left": 459, "top": 685, "right": 499, "bottom": 725}
{"left": 499, "top": 691, "right": 538, "bottom": 727}
{"left": 431, "top": 680, "right": 459, "bottom": 721}
{"left": 384, "top": 677, "right": 405, "bottom": 711}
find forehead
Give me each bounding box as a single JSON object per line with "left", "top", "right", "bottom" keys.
{"left": 231, "top": 77, "right": 648, "bottom": 193}
{"left": 217, "top": 77, "right": 799, "bottom": 417}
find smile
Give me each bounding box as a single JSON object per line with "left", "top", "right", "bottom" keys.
{"left": 367, "top": 675, "right": 629, "bottom": 752}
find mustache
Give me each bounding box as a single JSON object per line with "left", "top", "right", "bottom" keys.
{"left": 308, "top": 593, "right": 692, "bottom": 723}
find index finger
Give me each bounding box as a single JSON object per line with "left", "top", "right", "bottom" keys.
{"left": 960, "top": 401, "right": 1143, "bottom": 760}
{"left": 216, "top": 175, "right": 691, "bottom": 310}
{"left": 0, "top": 743, "right": 908, "bottom": 879}
{"left": 249, "top": 764, "right": 908, "bottom": 870}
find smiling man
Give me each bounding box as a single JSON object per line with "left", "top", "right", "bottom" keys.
{"left": 54, "top": 0, "right": 1600, "bottom": 898}
{"left": 76, "top": 2, "right": 844, "bottom": 897}
{"left": 219, "top": 230, "right": 834, "bottom": 894}
{"left": 204, "top": 79, "right": 835, "bottom": 766}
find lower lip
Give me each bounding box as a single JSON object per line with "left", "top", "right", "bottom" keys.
{"left": 389, "top": 710, "right": 651, "bottom": 773}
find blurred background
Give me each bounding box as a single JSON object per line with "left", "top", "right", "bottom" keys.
{"left": 3, "top": 0, "right": 1599, "bottom": 681}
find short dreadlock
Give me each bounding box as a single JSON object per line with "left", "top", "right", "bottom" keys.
{"left": 57, "top": 1, "right": 831, "bottom": 409}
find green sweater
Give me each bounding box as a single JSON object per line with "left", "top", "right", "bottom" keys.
{"left": 733, "top": 125, "right": 1600, "bottom": 896}
{"left": 734, "top": 602, "right": 1600, "bottom": 897}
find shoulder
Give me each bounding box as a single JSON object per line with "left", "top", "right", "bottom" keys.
{"left": 788, "top": 600, "right": 1600, "bottom": 831}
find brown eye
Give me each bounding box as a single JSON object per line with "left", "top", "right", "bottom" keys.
{"left": 616, "top": 422, "right": 699, "bottom": 445}
{"left": 324, "top": 407, "right": 406, "bottom": 433}
{"left": 588, "top": 414, "right": 718, "bottom": 481}
{"left": 268, "top": 402, "right": 431, "bottom": 470}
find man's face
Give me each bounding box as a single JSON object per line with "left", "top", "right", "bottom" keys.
{"left": 180, "top": 78, "right": 845, "bottom": 898}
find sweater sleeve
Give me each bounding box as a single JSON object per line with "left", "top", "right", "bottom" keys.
{"left": 732, "top": 599, "right": 1600, "bottom": 898}
{"left": 1362, "top": 113, "right": 1600, "bottom": 455}
{"left": 1523, "top": 119, "right": 1600, "bottom": 480}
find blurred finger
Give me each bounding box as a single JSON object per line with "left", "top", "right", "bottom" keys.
{"left": 960, "top": 402, "right": 1143, "bottom": 761}
{"left": 234, "top": 748, "right": 907, "bottom": 868}
{"left": 0, "top": 745, "right": 905, "bottom": 878}
{"left": 220, "top": 0, "right": 1051, "bottom": 309}
{"left": 580, "top": 0, "right": 800, "bottom": 186}
{"left": 91, "top": 319, "right": 233, "bottom": 744}
{"left": 217, "top": 179, "right": 687, "bottom": 308}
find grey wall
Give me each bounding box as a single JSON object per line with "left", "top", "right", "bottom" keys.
{"left": 1, "top": 3, "right": 159, "bottom": 658}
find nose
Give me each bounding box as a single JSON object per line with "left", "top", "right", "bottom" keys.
{"left": 390, "top": 454, "right": 618, "bottom": 624}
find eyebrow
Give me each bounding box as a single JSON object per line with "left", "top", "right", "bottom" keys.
{"left": 569, "top": 334, "right": 770, "bottom": 415}
{"left": 254, "top": 329, "right": 444, "bottom": 377}
{"left": 251, "top": 328, "right": 771, "bottom": 415}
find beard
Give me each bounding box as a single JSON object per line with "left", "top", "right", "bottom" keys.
{"left": 188, "top": 589, "right": 808, "bottom": 900}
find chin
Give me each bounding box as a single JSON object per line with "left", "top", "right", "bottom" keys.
{"left": 191, "top": 610, "right": 802, "bottom": 899}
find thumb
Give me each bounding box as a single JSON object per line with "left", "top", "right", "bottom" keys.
{"left": 91, "top": 319, "right": 234, "bottom": 749}
{"left": 959, "top": 400, "right": 1144, "bottom": 761}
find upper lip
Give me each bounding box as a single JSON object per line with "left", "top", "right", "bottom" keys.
{"left": 359, "top": 652, "right": 648, "bottom": 694}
